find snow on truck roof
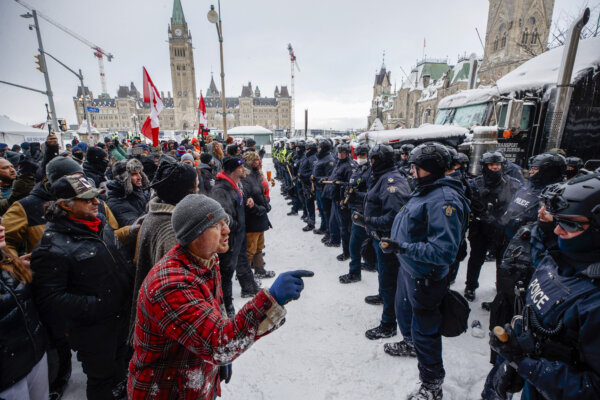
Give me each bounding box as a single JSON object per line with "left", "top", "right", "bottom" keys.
{"left": 438, "top": 36, "right": 600, "bottom": 109}
{"left": 497, "top": 36, "right": 600, "bottom": 93}
{"left": 358, "top": 123, "right": 468, "bottom": 145}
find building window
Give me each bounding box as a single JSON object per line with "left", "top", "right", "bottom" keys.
{"left": 493, "top": 36, "right": 499, "bottom": 51}
{"left": 178, "top": 91, "right": 182, "bottom": 97}
{"left": 522, "top": 28, "right": 529, "bottom": 44}
{"left": 529, "top": 16, "right": 536, "bottom": 25}
{"left": 501, "top": 33, "right": 507, "bottom": 48}
{"left": 499, "top": 22, "right": 505, "bottom": 33}
{"left": 531, "top": 29, "right": 538, "bottom": 45}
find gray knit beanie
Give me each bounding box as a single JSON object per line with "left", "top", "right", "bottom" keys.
{"left": 172, "top": 194, "right": 229, "bottom": 246}
{"left": 46, "top": 156, "right": 84, "bottom": 184}
{"left": 181, "top": 153, "right": 194, "bottom": 163}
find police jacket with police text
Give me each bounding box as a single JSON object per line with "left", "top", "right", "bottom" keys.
{"left": 364, "top": 166, "right": 410, "bottom": 237}
{"left": 391, "top": 176, "right": 470, "bottom": 280}
{"left": 500, "top": 182, "right": 544, "bottom": 240}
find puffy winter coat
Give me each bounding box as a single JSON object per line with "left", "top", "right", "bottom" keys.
{"left": 106, "top": 179, "right": 150, "bottom": 226}
{"left": 0, "top": 267, "right": 47, "bottom": 391}
{"left": 364, "top": 166, "right": 410, "bottom": 237}
{"left": 3, "top": 182, "right": 129, "bottom": 256}
{"left": 210, "top": 173, "right": 245, "bottom": 252}
{"left": 128, "top": 244, "right": 285, "bottom": 400}
{"left": 31, "top": 215, "right": 134, "bottom": 349}
{"left": 391, "top": 177, "right": 470, "bottom": 280}
{"left": 242, "top": 169, "right": 272, "bottom": 233}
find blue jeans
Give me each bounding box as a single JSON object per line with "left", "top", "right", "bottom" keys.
{"left": 396, "top": 267, "right": 448, "bottom": 384}
{"left": 348, "top": 223, "right": 368, "bottom": 277}
{"left": 373, "top": 239, "right": 398, "bottom": 326}
{"left": 315, "top": 190, "right": 328, "bottom": 231}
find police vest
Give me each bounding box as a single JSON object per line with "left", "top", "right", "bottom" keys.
{"left": 501, "top": 186, "right": 541, "bottom": 236}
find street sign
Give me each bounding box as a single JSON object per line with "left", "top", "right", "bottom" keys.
{"left": 86, "top": 106, "right": 99, "bottom": 113}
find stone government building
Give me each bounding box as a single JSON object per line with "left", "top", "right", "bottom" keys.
{"left": 73, "top": 0, "right": 291, "bottom": 133}
{"left": 368, "top": 0, "right": 554, "bottom": 130}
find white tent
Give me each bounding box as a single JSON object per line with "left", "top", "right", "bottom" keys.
{"left": 227, "top": 125, "right": 273, "bottom": 146}
{"left": 0, "top": 115, "right": 47, "bottom": 145}
{"left": 77, "top": 120, "right": 100, "bottom": 134}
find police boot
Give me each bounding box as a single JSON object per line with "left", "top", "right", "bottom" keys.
{"left": 253, "top": 253, "right": 275, "bottom": 279}
{"left": 407, "top": 381, "right": 443, "bottom": 400}
{"left": 463, "top": 289, "right": 475, "bottom": 302}
{"left": 325, "top": 241, "right": 340, "bottom": 248}
{"left": 361, "top": 263, "right": 377, "bottom": 272}
{"left": 302, "top": 224, "right": 314, "bottom": 232}
{"left": 321, "top": 234, "right": 330, "bottom": 243}
{"left": 111, "top": 378, "right": 127, "bottom": 400}
{"left": 239, "top": 273, "right": 261, "bottom": 298}
{"left": 365, "top": 323, "right": 397, "bottom": 340}
{"left": 339, "top": 273, "right": 361, "bottom": 284}
{"left": 364, "top": 294, "right": 383, "bottom": 305}
{"left": 287, "top": 210, "right": 298, "bottom": 216}
{"left": 336, "top": 252, "right": 350, "bottom": 261}
{"left": 225, "top": 303, "right": 236, "bottom": 319}
{"left": 313, "top": 228, "right": 327, "bottom": 235}
{"left": 384, "top": 340, "right": 417, "bottom": 357}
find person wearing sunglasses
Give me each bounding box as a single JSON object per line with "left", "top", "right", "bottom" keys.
{"left": 486, "top": 173, "right": 600, "bottom": 400}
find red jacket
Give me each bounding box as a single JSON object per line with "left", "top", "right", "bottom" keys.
{"left": 128, "top": 244, "right": 286, "bottom": 399}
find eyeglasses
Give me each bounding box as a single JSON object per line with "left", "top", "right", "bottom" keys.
{"left": 555, "top": 217, "right": 588, "bottom": 233}
{"left": 210, "top": 219, "right": 230, "bottom": 231}
{"left": 75, "top": 196, "right": 98, "bottom": 204}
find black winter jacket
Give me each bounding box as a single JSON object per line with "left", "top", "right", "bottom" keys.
{"left": 0, "top": 268, "right": 47, "bottom": 391}
{"left": 31, "top": 216, "right": 133, "bottom": 350}
{"left": 83, "top": 161, "right": 107, "bottom": 189}
{"left": 106, "top": 180, "right": 149, "bottom": 226}
{"left": 197, "top": 163, "right": 214, "bottom": 195}
{"left": 210, "top": 177, "right": 245, "bottom": 253}
{"left": 323, "top": 157, "right": 354, "bottom": 200}
{"left": 347, "top": 163, "right": 372, "bottom": 214}
{"left": 242, "top": 169, "right": 272, "bottom": 233}
{"left": 312, "top": 152, "right": 335, "bottom": 192}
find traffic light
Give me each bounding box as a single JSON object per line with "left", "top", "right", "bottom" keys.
{"left": 34, "top": 54, "right": 44, "bottom": 73}
{"left": 58, "top": 119, "right": 67, "bottom": 132}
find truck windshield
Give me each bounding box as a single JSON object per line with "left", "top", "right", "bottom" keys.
{"left": 435, "top": 108, "right": 453, "bottom": 125}
{"left": 451, "top": 104, "right": 488, "bottom": 128}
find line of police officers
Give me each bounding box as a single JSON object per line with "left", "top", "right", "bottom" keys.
{"left": 273, "top": 137, "right": 598, "bottom": 400}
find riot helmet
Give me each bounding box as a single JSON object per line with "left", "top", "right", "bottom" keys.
{"left": 369, "top": 144, "right": 395, "bottom": 173}
{"left": 400, "top": 144, "right": 415, "bottom": 155}
{"left": 408, "top": 142, "right": 451, "bottom": 177}
{"left": 565, "top": 157, "right": 584, "bottom": 179}
{"left": 528, "top": 152, "right": 566, "bottom": 187}
{"left": 355, "top": 143, "right": 370, "bottom": 156}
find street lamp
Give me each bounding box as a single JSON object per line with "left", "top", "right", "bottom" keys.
{"left": 131, "top": 114, "right": 138, "bottom": 135}
{"left": 207, "top": 2, "right": 228, "bottom": 140}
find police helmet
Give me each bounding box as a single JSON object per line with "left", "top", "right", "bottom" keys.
{"left": 337, "top": 144, "right": 351, "bottom": 154}
{"left": 541, "top": 173, "right": 600, "bottom": 229}
{"left": 400, "top": 144, "right": 415, "bottom": 155}
{"left": 306, "top": 142, "right": 317, "bottom": 151}
{"left": 355, "top": 143, "right": 370, "bottom": 156}
{"left": 457, "top": 152, "right": 470, "bottom": 166}
{"left": 318, "top": 140, "right": 332, "bottom": 153}
{"left": 408, "top": 142, "right": 451, "bottom": 176}
{"left": 369, "top": 144, "right": 395, "bottom": 172}
{"left": 565, "top": 157, "right": 584, "bottom": 170}
{"left": 480, "top": 151, "right": 506, "bottom": 166}
{"left": 528, "top": 152, "right": 566, "bottom": 186}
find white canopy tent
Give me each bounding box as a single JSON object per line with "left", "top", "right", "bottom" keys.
{"left": 0, "top": 115, "right": 47, "bottom": 146}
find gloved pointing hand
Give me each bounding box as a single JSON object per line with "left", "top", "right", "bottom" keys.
{"left": 269, "top": 270, "right": 314, "bottom": 306}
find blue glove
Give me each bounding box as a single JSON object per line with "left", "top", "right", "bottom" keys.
{"left": 219, "top": 364, "right": 232, "bottom": 384}
{"left": 269, "top": 270, "right": 314, "bottom": 305}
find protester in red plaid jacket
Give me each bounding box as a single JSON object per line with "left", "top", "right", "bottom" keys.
{"left": 128, "top": 194, "right": 313, "bottom": 399}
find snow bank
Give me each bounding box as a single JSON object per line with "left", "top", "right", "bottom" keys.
{"left": 497, "top": 36, "right": 600, "bottom": 93}
{"left": 358, "top": 124, "right": 468, "bottom": 145}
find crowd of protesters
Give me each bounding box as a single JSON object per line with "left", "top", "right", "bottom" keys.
{"left": 1, "top": 129, "right": 599, "bottom": 400}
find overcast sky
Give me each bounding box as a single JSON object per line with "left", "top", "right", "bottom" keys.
{"left": 0, "top": 0, "right": 596, "bottom": 130}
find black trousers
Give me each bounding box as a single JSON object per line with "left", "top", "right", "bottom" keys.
{"left": 465, "top": 234, "right": 502, "bottom": 290}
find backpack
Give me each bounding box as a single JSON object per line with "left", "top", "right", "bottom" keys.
{"left": 440, "top": 289, "right": 471, "bottom": 337}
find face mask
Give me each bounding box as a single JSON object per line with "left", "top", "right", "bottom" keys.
{"left": 73, "top": 152, "right": 84, "bottom": 161}
{"left": 565, "top": 169, "right": 578, "bottom": 179}
{"left": 483, "top": 168, "right": 502, "bottom": 186}
{"left": 558, "top": 228, "right": 595, "bottom": 254}
{"left": 357, "top": 158, "right": 368, "bottom": 165}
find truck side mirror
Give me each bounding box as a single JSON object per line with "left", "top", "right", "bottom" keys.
{"left": 504, "top": 99, "right": 524, "bottom": 137}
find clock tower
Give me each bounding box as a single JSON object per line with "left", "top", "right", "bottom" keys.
{"left": 168, "top": 0, "right": 197, "bottom": 130}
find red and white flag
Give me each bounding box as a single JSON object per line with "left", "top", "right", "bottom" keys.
{"left": 198, "top": 91, "right": 207, "bottom": 136}
{"left": 140, "top": 67, "right": 164, "bottom": 146}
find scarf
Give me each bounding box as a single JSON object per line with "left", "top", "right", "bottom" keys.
{"left": 216, "top": 171, "right": 243, "bottom": 203}
{"left": 70, "top": 216, "right": 102, "bottom": 232}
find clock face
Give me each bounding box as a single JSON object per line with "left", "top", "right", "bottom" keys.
{"left": 175, "top": 28, "right": 182, "bottom": 37}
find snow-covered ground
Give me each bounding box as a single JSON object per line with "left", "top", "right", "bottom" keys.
{"left": 63, "top": 157, "right": 498, "bottom": 399}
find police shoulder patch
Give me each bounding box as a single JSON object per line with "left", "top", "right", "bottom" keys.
{"left": 329, "top": 162, "right": 334, "bottom": 166}
{"left": 388, "top": 178, "right": 394, "bottom": 183}
{"left": 442, "top": 204, "right": 456, "bottom": 217}
{"left": 388, "top": 186, "right": 396, "bottom": 193}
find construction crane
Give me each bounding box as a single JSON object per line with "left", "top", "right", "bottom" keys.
{"left": 287, "top": 43, "right": 300, "bottom": 134}
{"left": 15, "top": 0, "right": 114, "bottom": 97}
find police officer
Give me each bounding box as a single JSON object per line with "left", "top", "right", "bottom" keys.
{"left": 383, "top": 142, "right": 470, "bottom": 400}
{"left": 356, "top": 144, "right": 410, "bottom": 339}
{"left": 312, "top": 140, "right": 336, "bottom": 241}
{"left": 323, "top": 144, "right": 355, "bottom": 259}
{"left": 397, "top": 143, "right": 414, "bottom": 176}
{"left": 339, "top": 143, "right": 372, "bottom": 283}
{"left": 565, "top": 156, "right": 583, "bottom": 180}
{"left": 299, "top": 142, "right": 318, "bottom": 231}
{"left": 487, "top": 173, "right": 600, "bottom": 400}
{"left": 292, "top": 140, "right": 307, "bottom": 221}
{"left": 464, "top": 151, "right": 521, "bottom": 301}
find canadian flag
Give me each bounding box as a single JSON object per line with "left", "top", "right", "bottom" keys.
{"left": 198, "top": 91, "right": 207, "bottom": 136}
{"left": 140, "top": 67, "right": 164, "bottom": 146}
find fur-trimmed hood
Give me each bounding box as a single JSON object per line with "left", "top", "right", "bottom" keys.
{"left": 111, "top": 158, "right": 150, "bottom": 196}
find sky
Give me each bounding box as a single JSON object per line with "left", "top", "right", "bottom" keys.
{"left": 0, "top": 0, "right": 597, "bottom": 130}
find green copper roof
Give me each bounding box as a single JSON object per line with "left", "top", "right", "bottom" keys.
{"left": 451, "top": 62, "right": 471, "bottom": 84}
{"left": 420, "top": 63, "right": 450, "bottom": 80}
{"left": 172, "top": 0, "right": 185, "bottom": 25}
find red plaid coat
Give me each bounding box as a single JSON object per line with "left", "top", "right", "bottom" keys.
{"left": 128, "top": 244, "right": 286, "bottom": 399}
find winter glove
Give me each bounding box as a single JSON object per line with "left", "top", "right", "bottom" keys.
{"left": 379, "top": 238, "right": 405, "bottom": 254}
{"left": 488, "top": 360, "right": 525, "bottom": 400}
{"left": 269, "top": 270, "right": 314, "bottom": 306}
{"left": 490, "top": 319, "right": 532, "bottom": 365}
{"left": 219, "top": 364, "right": 232, "bottom": 384}
{"left": 129, "top": 214, "right": 146, "bottom": 238}
{"left": 352, "top": 212, "right": 366, "bottom": 228}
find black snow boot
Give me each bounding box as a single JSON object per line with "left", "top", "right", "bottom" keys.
{"left": 302, "top": 224, "right": 314, "bottom": 232}
{"left": 313, "top": 228, "right": 327, "bottom": 235}
{"left": 112, "top": 378, "right": 127, "bottom": 400}
{"left": 407, "top": 381, "right": 443, "bottom": 400}
{"left": 320, "top": 234, "right": 330, "bottom": 243}
{"left": 384, "top": 340, "right": 417, "bottom": 357}
{"left": 225, "top": 303, "right": 235, "bottom": 319}
{"left": 287, "top": 210, "right": 298, "bottom": 216}
{"left": 325, "top": 241, "right": 340, "bottom": 248}
{"left": 336, "top": 252, "right": 350, "bottom": 261}
{"left": 239, "top": 274, "right": 261, "bottom": 298}
{"left": 361, "top": 263, "right": 377, "bottom": 272}
{"left": 339, "top": 273, "right": 361, "bottom": 284}
{"left": 365, "top": 323, "right": 397, "bottom": 340}
{"left": 253, "top": 253, "right": 275, "bottom": 279}
{"left": 364, "top": 294, "right": 383, "bottom": 305}
{"left": 463, "top": 289, "right": 475, "bottom": 302}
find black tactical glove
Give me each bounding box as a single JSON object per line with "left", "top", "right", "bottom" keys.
{"left": 379, "top": 237, "right": 405, "bottom": 254}
{"left": 351, "top": 211, "right": 366, "bottom": 228}
{"left": 489, "top": 359, "right": 525, "bottom": 399}
{"left": 490, "top": 319, "right": 533, "bottom": 365}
